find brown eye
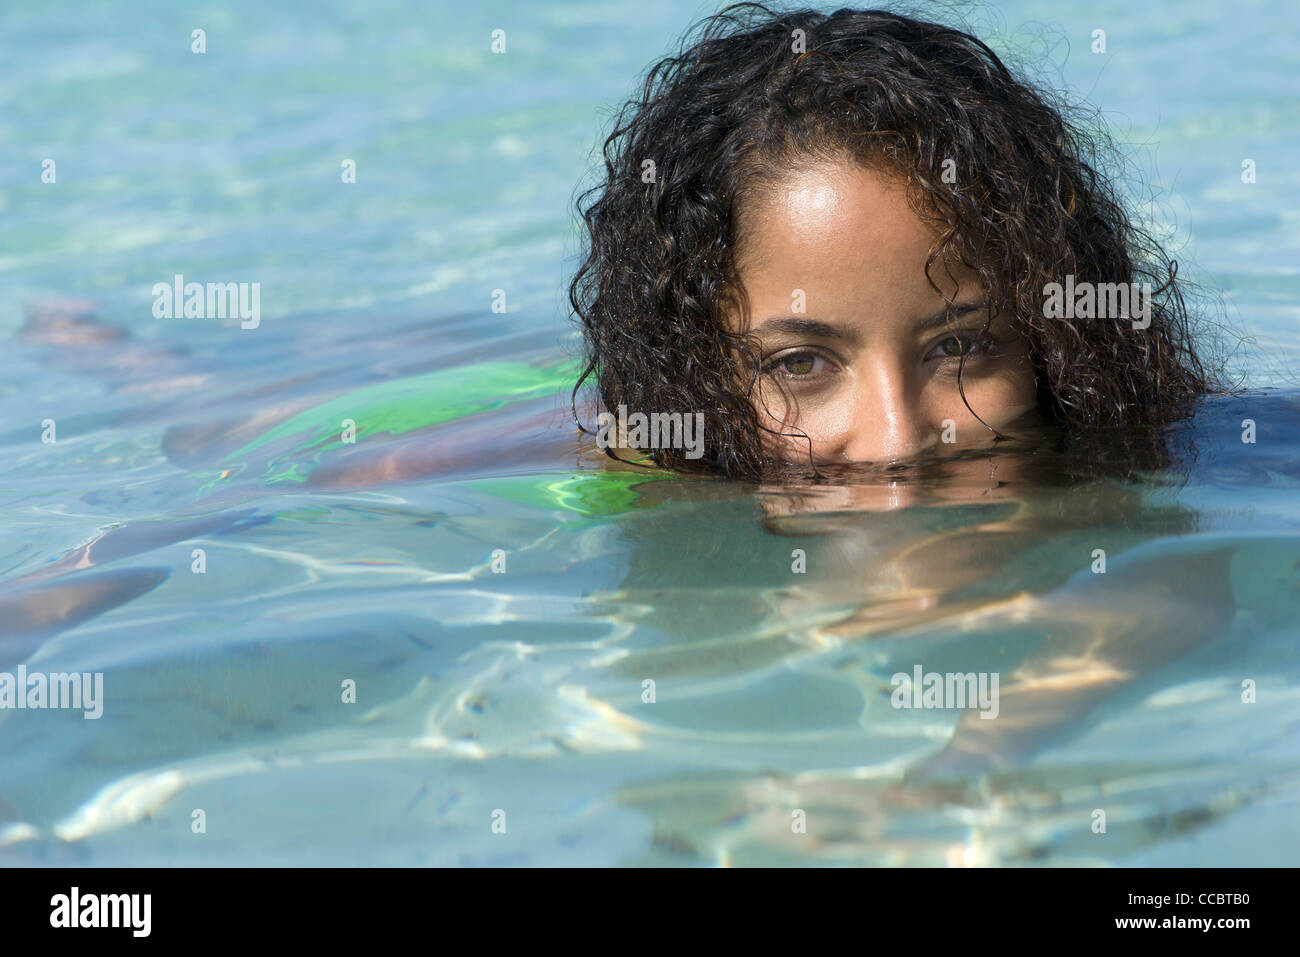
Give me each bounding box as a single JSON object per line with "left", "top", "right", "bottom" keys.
{"left": 929, "top": 333, "right": 995, "bottom": 363}
{"left": 780, "top": 353, "right": 817, "bottom": 376}
{"left": 939, "top": 336, "right": 969, "bottom": 357}
{"left": 763, "top": 351, "right": 834, "bottom": 380}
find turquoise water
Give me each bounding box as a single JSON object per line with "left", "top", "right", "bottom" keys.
{"left": 2, "top": 0, "right": 1299, "bottom": 866}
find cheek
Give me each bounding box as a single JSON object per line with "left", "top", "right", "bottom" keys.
{"left": 754, "top": 386, "right": 855, "bottom": 455}
{"left": 922, "top": 365, "right": 1040, "bottom": 442}
{"left": 960, "top": 355, "right": 1040, "bottom": 420}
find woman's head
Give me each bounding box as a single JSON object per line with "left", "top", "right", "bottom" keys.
{"left": 570, "top": 3, "right": 1212, "bottom": 478}
{"left": 733, "top": 158, "right": 1041, "bottom": 464}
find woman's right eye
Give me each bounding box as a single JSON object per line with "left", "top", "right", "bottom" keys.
{"left": 766, "top": 352, "right": 831, "bottom": 378}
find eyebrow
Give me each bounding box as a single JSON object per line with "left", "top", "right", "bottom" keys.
{"left": 756, "top": 300, "right": 989, "bottom": 340}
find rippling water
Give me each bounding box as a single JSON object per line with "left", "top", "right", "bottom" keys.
{"left": 2, "top": 0, "right": 1299, "bottom": 866}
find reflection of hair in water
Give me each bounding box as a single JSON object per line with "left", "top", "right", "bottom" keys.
{"left": 570, "top": 4, "right": 1227, "bottom": 478}
{"left": 603, "top": 418, "right": 1209, "bottom": 659}
{"left": 606, "top": 389, "right": 1300, "bottom": 670}
{"left": 755, "top": 412, "right": 1199, "bottom": 488}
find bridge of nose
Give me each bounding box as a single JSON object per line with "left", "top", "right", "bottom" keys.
{"left": 841, "top": 359, "right": 936, "bottom": 462}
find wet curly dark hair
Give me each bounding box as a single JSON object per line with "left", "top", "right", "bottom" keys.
{"left": 569, "top": 2, "right": 1217, "bottom": 478}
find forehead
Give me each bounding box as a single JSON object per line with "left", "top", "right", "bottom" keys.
{"left": 733, "top": 159, "right": 976, "bottom": 301}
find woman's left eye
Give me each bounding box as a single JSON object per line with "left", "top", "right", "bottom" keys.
{"left": 928, "top": 333, "right": 993, "bottom": 361}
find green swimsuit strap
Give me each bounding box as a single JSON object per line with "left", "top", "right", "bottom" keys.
{"left": 193, "top": 358, "right": 674, "bottom": 514}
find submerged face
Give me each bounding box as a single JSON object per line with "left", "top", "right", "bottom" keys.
{"left": 729, "top": 159, "right": 1040, "bottom": 465}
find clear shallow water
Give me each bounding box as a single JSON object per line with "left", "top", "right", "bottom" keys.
{"left": 2, "top": 0, "right": 1299, "bottom": 866}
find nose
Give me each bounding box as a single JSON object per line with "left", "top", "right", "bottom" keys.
{"left": 839, "top": 364, "right": 936, "bottom": 463}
